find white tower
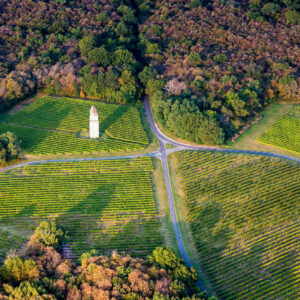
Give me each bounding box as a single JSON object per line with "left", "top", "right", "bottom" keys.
{"left": 89, "top": 106, "right": 99, "bottom": 138}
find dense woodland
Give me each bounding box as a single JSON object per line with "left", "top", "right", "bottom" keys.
{"left": 140, "top": 0, "right": 300, "bottom": 143}
{"left": 0, "top": 222, "right": 215, "bottom": 300}
{"left": 0, "top": 0, "right": 299, "bottom": 144}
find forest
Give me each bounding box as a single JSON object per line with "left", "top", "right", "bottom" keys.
{"left": 0, "top": 221, "right": 216, "bottom": 300}
{"left": 0, "top": 0, "right": 299, "bottom": 144}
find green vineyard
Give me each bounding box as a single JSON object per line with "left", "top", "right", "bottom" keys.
{"left": 0, "top": 123, "right": 144, "bottom": 155}
{"left": 0, "top": 96, "right": 149, "bottom": 155}
{"left": 257, "top": 105, "right": 300, "bottom": 154}
{"left": 0, "top": 230, "right": 27, "bottom": 262}
{"left": 172, "top": 151, "right": 300, "bottom": 299}
{"left": 0, "top": 157, "right": 163, "bottom": 259}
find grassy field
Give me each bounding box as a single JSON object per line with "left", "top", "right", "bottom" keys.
{"left": 0, "top": 96, "right": 151, "bottom": 155}
{"left": 0, "top": 157, "right": 163, "bottom": 260}
{"left": 257, "top": 105, "right": 300, "bottom": 154}
{"left": 228, "top": 103, "right": 300, "bottom": 157}
{"left": 170, "top": 151, "right": 300, "bottom": 299}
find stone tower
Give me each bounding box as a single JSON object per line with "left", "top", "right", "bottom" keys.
{"left": 89, "top": 106, "right": 99, "bottom": 138}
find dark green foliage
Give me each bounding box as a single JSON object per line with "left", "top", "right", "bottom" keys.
{"left": 97, "top": 12, "right": 109, "bottom": 24}
{"left": 285, "top": 9, "right": 300, "bottom": 24}
{"left": 138, "top": 66, "right": 158, "bottom": 86}
{"left": 190, "top": 0, "right": 211, "bottom": 8}
{"left": 112, "top": 49, "right": 135, "bottom": 66}
{"left": 153, "top": 93, "right": 225, "bottom": 145}
{"left": 0, "top": 131, "right": 22, "bottom": 164}
{"left": 189, "top": 52, "right": 202, "bottom": 66}
{"left": 213, "top": 54, "right": 228, "bottom": 64}
{"left": 262, "top": 2, "right": 281, "bottom": 19}
{"left": 87, "top": 47, "right": 110, "bottom": 66}
{"left": 79, "top": 36, "right": 95, "bottom": 57}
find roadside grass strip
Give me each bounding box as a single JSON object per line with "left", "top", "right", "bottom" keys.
{"left": 257, "top": 105, "right": 300, "bottom": 154}
{"left": 173, "top": 151, "right": 300, "bottom": 299}
{"left": 0, "top": 96, "right": 149, "bottom": 154}
{"left": 0, "top": 157, "right": 163, "bottom": 259}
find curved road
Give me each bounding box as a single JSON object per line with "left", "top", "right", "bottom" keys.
{"left": 1, "top": 97, "right": 299, "bottom": 292}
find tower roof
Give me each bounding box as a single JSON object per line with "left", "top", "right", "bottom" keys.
{"left": 90, "top": 106, "right": 98, "bottom": 117}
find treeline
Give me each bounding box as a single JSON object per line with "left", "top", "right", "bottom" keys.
{"left": 139, "top": 0, "right": 300, "bottom": 143}
{"left": 0, "top": 0, "right": 145, "bottom": 109}
{"left": 0, "top": 0, "right": 300, "bottom": 144}
{"left": 0, "top": 221, "right": 216, "bottom": 300}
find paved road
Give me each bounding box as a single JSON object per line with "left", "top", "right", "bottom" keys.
{"left": 144, "top": 97, "right": 300, "bottom": 163}
{"left": 1, "top": 96, "right": 299, "bottom": 292}
{"left": 0, "top": 152, "right": 160, "bottom": 173}
{"left": 144, "top": 96, "right": 300, "bottom": 291}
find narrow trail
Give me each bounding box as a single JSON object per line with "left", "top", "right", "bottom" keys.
{"left": 1, "top": 96, "right": 299, "bottom": 292}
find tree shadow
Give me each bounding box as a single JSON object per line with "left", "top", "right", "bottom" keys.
{"left": 55, "top": 178, "right": 163, "bottom": 261}
{"left": 100, "top": 105, "right": 129, "bottom": 132}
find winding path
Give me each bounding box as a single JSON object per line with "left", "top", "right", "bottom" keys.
{"left": 1, "top": 97, "right": 299, "bottom": 292}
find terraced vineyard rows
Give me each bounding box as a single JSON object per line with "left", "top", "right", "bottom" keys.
{"left": 0, "top": 157, "right": 163, "bottom": 259}
{"left": 1, "top": 96, "right": 149, "bottom": 154}
{"left": 172, "top": 151, "right": 300, "bottom": 299}
{"left": 257, "top": 104, "right": 300, "bottom": 154}
{"left": 0, "top": 230, "right": 27, "bottom": 262}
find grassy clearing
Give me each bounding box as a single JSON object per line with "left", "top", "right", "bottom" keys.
{"left": 171, "top": 151, "right": 300, "bottom": 299}
{"left": 257, "top": 105, "right": 300, "bottom": 154}
{"left": 0, "top": 96, "right": 153, "bottom": 155}
{"left": 228, "top": 103, "right": 300, "bottom": 157}
{"left": 0, "top": 157, "right": 163, "bottom": 260}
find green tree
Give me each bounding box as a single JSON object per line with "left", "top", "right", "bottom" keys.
{"left": 0, "top": 256, "right": 39, "bottom": 285}
{"left": 87, "top": 47, "right": 110, "bottom": 67}
{"left": 226, "top": 91, "right": 249, "bottom": 117}
{"left": 145, "top": 79, "right": 164, "bottom": 95}
{"left": 79, "top": 36, "right": 95, "bottom": 57}
{"left": 3, "top": 281, "right": 43, "bottom": 299}
{"left": 34, "top": 221, "right": 65, "bottom": 250}
{"left": 262, "top": 3, "right": 281, "bottom": 19}
{"left": 213, "top": 54, "right": 228, "bottom": 64}
{"left": 189, "top": 52, "right": 202, "bottom": 66}
{"left": 138, "top": 66, "right": 158, "bottom": 86}
{"left": 0, "top": 131, "right": 22, "bottom": 163}
{"left": 97, "top": 12, "right": 109, "bottom": 24}
{"left": 285, "top": 10, "right": 300, "bottom": 25}
{"left": 112, "top": 49, "right": 135, "bottom": 66}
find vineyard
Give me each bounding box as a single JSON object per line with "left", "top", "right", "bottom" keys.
{"left": 257, "top": 105, "right": 300, "bottom": 154}
{"left": 172, "top": 151, "right": 300, "bottom": 299}
{"left": 0, "top": 230, "right": 27, "bottom": 262}
{"left": 0, "top": 96, "right": 149, "bottom": 155}
{"left": 0, "top": 157, "right": 163, "bottom": 259}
